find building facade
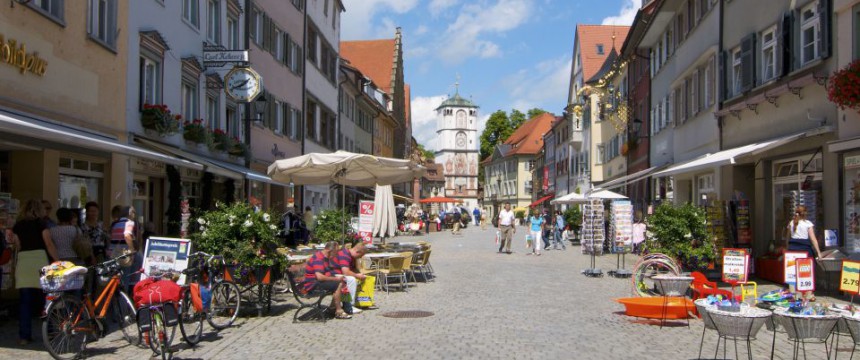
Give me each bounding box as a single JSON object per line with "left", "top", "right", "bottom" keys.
{"left": 434, "top": 92, "right": 480, "bottom": 209}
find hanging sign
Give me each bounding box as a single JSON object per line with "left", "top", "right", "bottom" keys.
{"left": 358, "top": 200, "right": 374, "bottom": 244}
{"left": 722, "top": 248, "right": 748, "bottom": 283}
{"left": 202, "top": 50, "right": 248, "bottom": 65}
{"left": 784, "top": 251, "right": 809, "bottom": 284}
{"left": 795, "top": 258, "right": 815, "bottom": 292}
{"left": 840, "top": 260, "right": 860, "bottom": 294}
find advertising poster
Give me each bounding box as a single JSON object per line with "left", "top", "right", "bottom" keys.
{"left": 841, "top": 260, "right": 860, "bottom": 294}
{"left": 358, "top": 200, "right": 374, "bottom": 244}
{"left": 795, "top": 258, "right": 815, "bottom": 292}
{"left": 784, "top": 251, "right": 809, "bottom": 285}
{"left": 722, "top": 248, "right": 748, "bottom": 283}
{"left": 141, "top": 237, "right": 192, "bottom": 285}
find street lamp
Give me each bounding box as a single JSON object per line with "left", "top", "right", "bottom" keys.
{"left": 630, "top": 118, "right": 644, "bottom": 140}
{"left": 243, "top": 93, "right": 267, "bottom": 200}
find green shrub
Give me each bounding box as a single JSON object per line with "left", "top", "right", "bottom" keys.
{"left": 644, "top": 203, "right": 715, "bottom": 271}
{"left": 563, "top": 206, "right": 582, "bottom": 233}
{"left": 514, "top": 209, "right": 526, "bottom": 220}
{"left": 313, "top": 208, "right": 355, "bottom": 244}
{"left": 191, "top": 202, "right": 283, "bottom": 270}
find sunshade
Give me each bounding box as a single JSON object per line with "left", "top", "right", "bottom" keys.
{"left": 267, "top": 150, "right": 425, "bottom": 186}
{"left": 419, "top": 196, "right": 459, "bottom": 204}
{"left": 372, "top": 184, "right": 397, "bottom": 238}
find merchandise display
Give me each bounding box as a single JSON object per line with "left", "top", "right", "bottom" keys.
{"left": 610, "top": 201, "right": 633, "bottom": 253}
{"left": 581, "top": 199, "right": 605, "bottom": 255}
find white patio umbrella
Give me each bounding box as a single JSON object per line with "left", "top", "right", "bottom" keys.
{"left": 587, "top": 189, "right": 628, "bottom": 199}
{"left": 372, "top": 184, "right": 397, "bottom": 239}
{"left": 551, "top": 192, "right": 589, "bottom": 205}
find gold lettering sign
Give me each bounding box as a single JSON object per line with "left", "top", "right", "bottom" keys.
{"left": 0, "top": 33, "right": 48, "bottom": 77}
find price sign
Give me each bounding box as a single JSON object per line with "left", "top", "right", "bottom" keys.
{"left": 841, "top": 260, "right": 860, "bottom": 294}
{"left": 358, "top": 200, "right": 374, "bottom": 244}
{"left": 795, "top": 258, "right": 815, "bottom": 292}
{"left": 784, "top": 251, "right": 809, "bottom": 284}
{"left": 722, "top": 248, "right": 748, "bottom": 283}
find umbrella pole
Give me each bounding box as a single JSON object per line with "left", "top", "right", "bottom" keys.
{"left": 341, "top": 183, "right": 346, "bottom": 246}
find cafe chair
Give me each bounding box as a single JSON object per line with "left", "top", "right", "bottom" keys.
{"left": 399, "top": 252, "right": 414, "bottom": 289}
{"left": 378, "top": 256, "right": 408, "bottom": 294}
{"left": 410, "top": 250, "right": 433, "bottom": 282}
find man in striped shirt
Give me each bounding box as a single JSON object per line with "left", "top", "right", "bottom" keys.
{"left": 302, "top": 241, "right": 351, "bottom": 319}
{"left": 330, "top": 243, "right": 369, "bottom": 314}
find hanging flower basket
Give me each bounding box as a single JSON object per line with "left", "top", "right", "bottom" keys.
{"left": 828, "top": 59, "right": 860, "bottom": 113}
{"left": 140, "top": 104, "right": 181, "bottom": 136}
{"left": 182, "top": 119, "right": 210, "bottom": 144}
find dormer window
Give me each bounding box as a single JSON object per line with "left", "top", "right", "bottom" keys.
{"left": 596, "top": 44, "right": 604, "bottom": 55}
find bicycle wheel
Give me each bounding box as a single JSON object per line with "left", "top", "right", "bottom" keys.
{"left": 179, "top": 290, "right": 204, "bottom": 345}
{"left": 42, "top": 296, "right": 90, "bottom": 360}
{"left": 148, "top": 310, "right": 172, "bottom": 360}
{"left": 110, "top": 291, "right": 140, "bottom": 346}
{"left": 207, "top": 281, "right": 241, "bottom": 329}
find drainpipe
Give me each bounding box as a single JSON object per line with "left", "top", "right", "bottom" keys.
{"left": 718, "top": 0, "right": 725, "bottom": 151}
{"left": 243, "top": 0, "right": 253, "bottom": 202}
{"left": 298, "top": 1, "right": 308, "bottom": 210}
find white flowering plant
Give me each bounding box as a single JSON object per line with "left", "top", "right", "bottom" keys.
{"left": 190, "top": 202, "right": 283, "bottom": 270}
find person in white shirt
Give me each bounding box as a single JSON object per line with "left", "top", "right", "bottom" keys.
{"left": 784, "top": 205, "right": 821, "bottom": 301}
{"left": 497, "top": 202, "right": 516, "bottom": 254}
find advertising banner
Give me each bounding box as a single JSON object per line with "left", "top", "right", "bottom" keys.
{"left": 784, "top": 251, "right": 809, "bottom": 285}
{"left": 841, "top": 260, "right": 860, "bottom": 294}
{"left": 358, "top": 200, "right": 375, "bottom": 244}
{"left": 795, "top": 258, "right": 815, "bottom": 292}
{"left": 141, "top": 237, "right": 192, "bottom": 285}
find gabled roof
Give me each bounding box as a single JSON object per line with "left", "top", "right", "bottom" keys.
{"left": 576, "top": 25, "right": 630, "bottom": 83}
{"left": 422, "top": 163, "right": 445, "bottom": 181}
{"left": 502, "top": 113, "right": 555, "bottom": 156}
{"left": 340, "top": 39, "right": 396, "bottom": 93}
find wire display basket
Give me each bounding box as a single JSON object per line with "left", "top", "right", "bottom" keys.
{"left": 40, "top": 272, "right": 86, "bottom": 292}
{"left": 694, "top": 299, "right": 717, "bottom": 330}
{"left": 773, "top": 308, "right": 840, "bottom": 341}
{"left": 842, "top": 315, "right": 860, "bottom": 344}
{"left": 652, "top": 275, "right": 694, "bottom": 297}
{"left": 707, "top": 306, "right": 771, "bottom": 339}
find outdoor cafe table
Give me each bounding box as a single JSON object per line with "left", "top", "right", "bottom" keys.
{"left": 706, "top": 305, "right": 771, "bottom": 360}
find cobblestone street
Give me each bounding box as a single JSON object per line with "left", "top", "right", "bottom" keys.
{"left": 0, "top": 225, "right": 846, "bottom": 359}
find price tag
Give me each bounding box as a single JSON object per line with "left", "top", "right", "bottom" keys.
{"left": 841, "top": 260, "right": 860, "bottom": 294}
{"left": 784, "top": 251, "right": 808, "bottom": 284}
{"left": 722, "top": 248, "right": 748, "bottom": 283}
{"left": 795, "top": 258, "right": 815, "bottom": 292}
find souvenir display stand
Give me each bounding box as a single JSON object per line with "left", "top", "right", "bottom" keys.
{"left": 608, "top": 200, "right": 633, "bottom": 278}
{"left": 581, "top": 199, "right": 605, "bottom": 277}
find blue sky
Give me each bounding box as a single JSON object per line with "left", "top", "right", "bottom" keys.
{"left": 341, "top": 0, "right": 642, "bottom": 151}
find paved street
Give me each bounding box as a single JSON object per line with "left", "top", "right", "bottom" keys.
{"left": 0, "top": 224, "right": 847, "bottom": 359}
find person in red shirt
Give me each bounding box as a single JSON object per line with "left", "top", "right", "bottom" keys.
{"left": 330, "top": 243, "right": 370, "bottom": 314}
{"left": 302, "top": 241, "right": 351, "bottom": 319}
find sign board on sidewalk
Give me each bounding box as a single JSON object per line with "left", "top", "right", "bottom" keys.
{"left": 722, "top": 248, "right": 748, "bottom": 283}
{"left": 358, "top": 200, "right": 374, "bottom": 244}
{"left": 795, "top": 258, "right": 815, "bottom": 292}
{"left": 840, "top": 260, "right": 860, "bottom": 294}
{"left": 141, "top": 237, "right": 192, "bottom": 285}
{"left": 784, "top": 251, "right": 809, "bottom": 285}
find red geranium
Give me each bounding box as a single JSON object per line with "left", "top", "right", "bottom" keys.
{"left": 828, "top": 59, "right": 860, "bottom": 112}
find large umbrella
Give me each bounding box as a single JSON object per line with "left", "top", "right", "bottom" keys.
{"left": 419, "top": 196, "right": 459, "bottom": 204}
{"left": 267, "top": 150, "right": 424, "bottom": 186}
{"left": 587, "top": 189, "right": 628, "bottom": 199}
{"left": 551, "top": 192, "right": 589, "bottom": 205}
{"left": 372, "top": 184, "right": 397, "bottom": 239}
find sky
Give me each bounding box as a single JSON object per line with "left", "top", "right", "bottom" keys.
{"left": 341, "top": 0, "right": 642, "bottom": 151}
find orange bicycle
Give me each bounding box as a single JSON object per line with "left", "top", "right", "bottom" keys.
{"left": 41, "top": 253, "right": 139, "bottom": 360}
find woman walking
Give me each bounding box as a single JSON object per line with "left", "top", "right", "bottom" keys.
{"left": 785, "top": 205, "right": 821, "bottom": 300}
{"left": 10, "top": 199, "right": 59, "bottom": 344}
{"left": 527, "top": 208, "right": 545, "bottom": 256}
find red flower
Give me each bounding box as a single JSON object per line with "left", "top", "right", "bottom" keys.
{"left": 174, "top": 114, "right": 182, "bottom": 120}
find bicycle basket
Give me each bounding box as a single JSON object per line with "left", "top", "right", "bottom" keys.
{"left": 40, "top": 272, "right": 86, "bottom": 292}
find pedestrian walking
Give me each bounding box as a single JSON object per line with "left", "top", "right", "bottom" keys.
{"left": 473, "top": 207, "right": 480, "bottom": 226}
{"left": 542, "top": 209, "right": 552, "bottom": 250}
{"left": 632, "top": 212, "right": 647, "bottom": 255}
{"left": 527, "top": 208, "right": 545, "bottom": 256}
{"left": 452, "top": 210, "right": 462, "bottom": 235}
{"left": 497, "top": 203, "right": 516, "bottom": 254}
{"left": 553, "top": 210, "right": 567, "bottom": 250}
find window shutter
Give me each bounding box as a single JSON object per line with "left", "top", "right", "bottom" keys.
{"left": 718, "top": 51, "right": 727, "bottom": 102}
{"left": 740, "top": 33, "right": 755, "bottom": 92}
{"left": 297, "top": 46, "right": 304, "bottom": 74}
{"left": 284, "top": 33, "right": 290, "bottom": 65}
{"left": 818, "top": 0, "right": 832, "bottom": 59}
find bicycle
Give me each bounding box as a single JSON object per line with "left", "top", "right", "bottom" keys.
{"left": 136, "top": 271, "right": 180, "bottom": 360}
{"left": 41, "top": 253, "right": 139, "bottom": 360}
{"left": 178, "top": 251, "right": 241, "bottom": 346}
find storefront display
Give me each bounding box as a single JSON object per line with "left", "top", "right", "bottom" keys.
{"left": 844, "top": 153, "right": 860, "bottom": 253}
{"left": 706, "top": 200, "right": 728, "bottom": 250}
{"left": 773, "top": 155, "right": 823, "bottom": 242}
{"left": 581, "top": 199, "right": 605, "bottom": 255}
{"left": 610, "top": 200, "right": 633, "bottom": 252}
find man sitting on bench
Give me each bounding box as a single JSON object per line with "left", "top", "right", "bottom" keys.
{"left": 301, "top": 241, "right": 351, "bottom": 319}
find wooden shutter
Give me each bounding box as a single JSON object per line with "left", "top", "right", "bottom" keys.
{"left": 718, "top": 51, "right": 727, "bottom": 102}
{"left": 740, "top": 33, "right": 755, "bottom": 93}
{"left": 284, "top": 33, "right": 291, "bottom": 65}
{"left": 818, "top": 0, "right": 832, "bottom": 59}
{"left": 297, "top": 46, "right": 303, "bottom": 74}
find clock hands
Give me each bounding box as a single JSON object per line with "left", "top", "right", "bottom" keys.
{"left": 230, "top": 79, "right": 250, "bottom": 91}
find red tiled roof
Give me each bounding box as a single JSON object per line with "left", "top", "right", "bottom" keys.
{"left": 576, "top": 25, "right": 630, "bottom": 83}
{"left": 503, "top": 113, "right": 555, "bottom": 156}
{"left": 340, "top": 39, "right": 396, "bottom": 93}
{"left": 422, "top": 163, "right": 445, "bottom": 181}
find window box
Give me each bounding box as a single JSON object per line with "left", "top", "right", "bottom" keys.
{"left": 141, "top": 104, "right": 180, "bottom": 136}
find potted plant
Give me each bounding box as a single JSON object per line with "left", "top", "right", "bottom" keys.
{"left": 140, "top": 104, "right": 181, "bottom": 136}
{"left": 828, "top": 59, "right": 860, "bottom": 113}
{"left": 563, "top": 206, "right": 582, "bottom": 240}
{"left": 228, "top": 137, "right": 248, "bottom": 157}
{"left": 191, "top": 202, "right": 284, "bottom": 285}
{"left": 182, "top": 119, "right": 210, "bottom": 145}
{"left": 643, "top": 203, "right": 716, "bottom": 272}
{"left": 211, "top": 129, "right": 232, "bottom": 152}
{"left": 313, "top": 208, "right": 355, "bottom": 245}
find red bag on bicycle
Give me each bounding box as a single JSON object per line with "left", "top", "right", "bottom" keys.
{"left": 133, "top": 278, "right": 181, "bottom": 307}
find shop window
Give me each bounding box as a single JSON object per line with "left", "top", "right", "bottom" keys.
{"left": 772, "top": 154, "right": 824, "bottom": 242}
{"left": 59, "top": 175, "right": 101, "bottom": 209}
{"left": 182, "top": 181, "right": 200, "bottom": 208}
{"left": 88, "top": 0, "right": 118, "bottom": 49}
{"left": 844, "top": 152, "right": 860, "bottom": 252}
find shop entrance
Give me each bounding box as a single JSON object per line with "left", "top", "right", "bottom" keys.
{"left": 132, "top": 177, "right": 163, "bottom": 234}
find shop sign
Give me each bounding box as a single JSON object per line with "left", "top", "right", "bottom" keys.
{"left": 202, "top": 50, "right": 248, "bottom": 65}
{"left": 183, "top": 168, "right": 201, "bottom": 179}
{"left": 841, "top": 260, "right": 860, "bottom": 294}
{"left": 783, "top": 251, "right": 809, "bottom": 284}
{"left": 358, "top": 200, "right": 374, "bottom": 244}
{"left": 721, "top": 248, "right": 748, "bottom": 283}
{"left": 795, "top": 258, "right": 815, "bottom": 292}
{"left": 132, "top": 158, "right": 165, "bottom": 173}
{"left": 846, "top": 155, "right": 860, "bottom": 170}
{"left": 0, "top": 33, "right": 48, "bottom": 76}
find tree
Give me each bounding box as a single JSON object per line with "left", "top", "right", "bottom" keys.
{"left": 509, "top": 109, "right": 527, "bottom": 129}
{"left": 415, "top": 143, "right": 435, "bottom": 163}
{"left": 527, "top": 108, "right": 548, "bottom": 120}
{"left": 479, "top": 110, "right": 512, "bottom": 162}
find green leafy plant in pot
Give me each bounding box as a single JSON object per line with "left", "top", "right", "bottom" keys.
{"left": 643, "top": 203, "right": 715, "bottom": 272}
{"left": 313, "top": 208, "right": 356, "bottom": 245}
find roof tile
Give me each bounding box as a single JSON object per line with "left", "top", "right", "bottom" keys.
{"left": 340, "top": 39, "right": 396, "bottom": 93}
{"left": 577, "top": 25, "right": 630, "bottom": 82}
{"left": 503, "top": 113, "right": 555, "bottom": 156}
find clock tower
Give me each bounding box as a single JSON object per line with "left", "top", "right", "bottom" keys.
{"left": 434, "top": 86, "right": 479, "bottom": 209}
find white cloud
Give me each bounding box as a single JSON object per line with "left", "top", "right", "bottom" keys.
{"left": 437, "top": 0, "right": 533, "bottom": 64}
{"left": 414, "top": 25, "right": 429, "bottom": 36}
{"left": 500, "top": 55, "right": 572, "bottom": 115}
{"left": 406, "top": 46, "right": 430, "bottom": 59}
{"left": 601, "top": 0, "right": 642, "bottom": 25}
{"left": 410, "top": 95, "right": 448, "bottom": 150}
{"left": 429, "top": 0, "right": 459, "bottom": 16}
{"left": 341, "top": 0, "right": 420, "bottom": 40}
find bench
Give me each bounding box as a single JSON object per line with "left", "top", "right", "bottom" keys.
{"left": 284, "top": 269, "right": 336, "bottom": 323}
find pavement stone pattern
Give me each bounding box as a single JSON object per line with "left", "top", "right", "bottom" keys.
{"left": 0, "top": 225, "right": 851, "bottom": 359}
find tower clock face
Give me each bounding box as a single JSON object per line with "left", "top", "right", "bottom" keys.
{"left": 456, "top": 132, "right": 466, "bottom": 148}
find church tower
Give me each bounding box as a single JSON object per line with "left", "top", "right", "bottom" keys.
{"left": 434, "top": 84, "right": 479, "bottom": 209}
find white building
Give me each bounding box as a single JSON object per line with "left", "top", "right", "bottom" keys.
{"left": 434, "top": 91, "right": 480, "bottom": 209}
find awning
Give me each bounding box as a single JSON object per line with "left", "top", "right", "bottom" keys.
{"left": 136, "top": 137, "right": 282, "bottom": 185}
{"left": 0, "top": 109, "right": 203, "bottom": 170}
{"left": 594, "top": 164, "right": 670, "bottom": 191}
{"left": 653, "top": 127, "right": 831, "bottom": 177}
{"left": 529, "top": 194, "right": 554, "bottom": 207}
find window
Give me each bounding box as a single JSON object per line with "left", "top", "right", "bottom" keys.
{"left": 800, "top": 2, "right": 820, "bottom": 65}
{"left": 705, "top": 56, "right": 715, "bottom": 107}
{"left": 226, "top": 106, "right": 237, "bottom": 137}
{"left": 140, "top": 57, "right": 161, "bottom": 106}
{"left": 206, "top": 96, "right": 219, "bottom": 129}
{"left": 182, "top": 81, "right": 199, "bottom": 122}
{"left": 206, "top": 0, "right": 220, "bottom": 44}
{"left": 690, "top": 70, "right": 698, "bottom": 115}
{"left": 596, "top": 144, "right": 605, "bottom": 165}
{"left": 292, "top": 0, "right": 304, "bottom": 11}
{"left": 274, "top": 101, "right": 283, "bottom": 134}
{"left": 855, "top": 5, "right": 860, "bottom": 60}
{"left": 306, "top": 101, "right": 316, "bottom": 140}
{"left": 252, "top": 7, "right": 263, "bottom": 45}
{"left": 731, "top": 47, "right": 742, "bottom": 97}
{"left": 761, "top": 26, "right": 777, "bottom": 82}
{"left": 307, "top": 28, "right": 318, "bottom": 63}
{"left": 275, "top": 29, "right": 284, "bottom": 62}
{"left": 88, "top": 0, "right": 117, "bottom": 49}
{"left": 227, "top": 16, "right": 239, "bottom": 49}
{"left": 30, "top": 0, "right": 64, "bottom": 22}
{"left": 289, "top": 39, "right": 303, "bottom": 74}
{"left": 182, "top": 0, "right": 199, "bottom": 28}
{"left": 324, "top": 0, "right": 328, "bottom": 16}
{"left": 596, "top": 44, "right": 604, "bottom": 55}
{"left": 698, "top": 65, "right": 706, "bottom": 111}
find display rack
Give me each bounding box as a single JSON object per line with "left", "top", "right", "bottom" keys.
{"left": 706, "top": 200, "right": 728, "bottom": 252}
{"left": 608, "top": 200, "right": 633, "bottom": 278}
{"left": 0, "top": 193, "right": 18, "bottom": 290}
{"left": 581, "top": 199, "right": 605, "bottom": 277}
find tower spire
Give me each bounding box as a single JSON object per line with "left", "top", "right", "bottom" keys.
{"left": 454, "top": 73, "right": 461, "bottom": 95}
